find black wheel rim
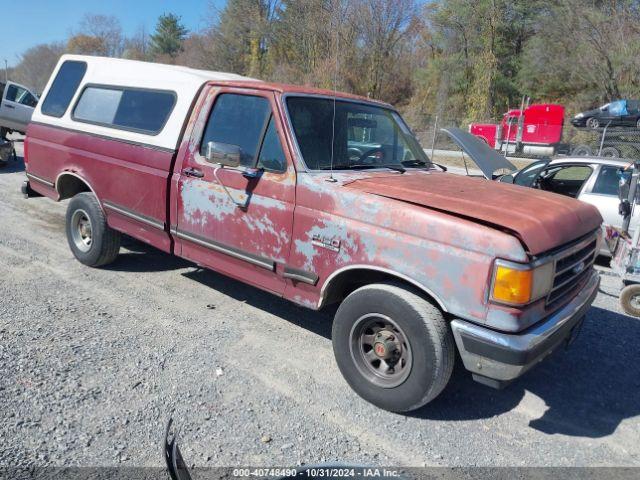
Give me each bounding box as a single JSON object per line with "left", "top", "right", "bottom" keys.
{"left": 349, "top": 313, "right": 413, "bottom": 388}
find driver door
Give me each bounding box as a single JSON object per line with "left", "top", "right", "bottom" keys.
{"left": 174, "top": 87, "right": 296, "bottom": 295}
{"left": 533, "top": 164, "right": 594, "bottom": 198}
{"left": 0, "top": 83, "right": 36, "bottom": 131}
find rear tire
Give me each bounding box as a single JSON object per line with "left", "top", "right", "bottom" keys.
{"left": 571, "top": 144, "right": 592, "bottom": 156}
{"left": 600, "top": 146, "right": 620, "bottom": 158}
{"left": 332, "top": 282, "right": 454, "bottom": 412}
{"left": 620, "top": 284, "right": 640, "bottom": 317}
{"left": 66, "top": 192, "right": 121, "bottom": 267}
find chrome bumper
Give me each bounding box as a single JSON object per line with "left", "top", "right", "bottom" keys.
{"left": 451, "top": 270, "right": 599, "bottom": 385}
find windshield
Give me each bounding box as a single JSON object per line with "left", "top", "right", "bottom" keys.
{"left": 286, "top": 96, "right": 430, "bottom": 170}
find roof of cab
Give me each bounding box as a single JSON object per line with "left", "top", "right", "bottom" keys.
{"left": 30, "top": 55, "right": 389, "bottom": 151}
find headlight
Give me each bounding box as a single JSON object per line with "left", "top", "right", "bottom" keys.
{"left": 490, "top": 259, "right": 554, "bottom": 306}
{"left": 575, "top": 113, "right": 584, "bottom": 119}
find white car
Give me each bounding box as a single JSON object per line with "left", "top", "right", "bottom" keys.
{"left": 440, "top": 128, "right": 635, "bottom": 256}
{"left": 0, "top": 81, "right": 38, "bottom": 136}
{"left": 500, "top": 157, "right": 638, "bottom": 256}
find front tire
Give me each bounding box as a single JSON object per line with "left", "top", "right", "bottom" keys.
{"left": 66, "top": 192, "right": 121, "bottom": 267}
{"left": 332, "top": 282, "right": 454, "bottom": 412}
{"left": 586, "top": 117, "right": 600, "bottom": 129}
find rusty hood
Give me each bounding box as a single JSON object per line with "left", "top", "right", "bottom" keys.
{"left": 345, "top": 172, "right": 602, "bottom": 255}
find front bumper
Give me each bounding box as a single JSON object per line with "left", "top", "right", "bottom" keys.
{"left": 451, "top": 270, "right": 599, "bottom": 386}
{"left": 570, "top": 118, "right": 586, "bottom": 127}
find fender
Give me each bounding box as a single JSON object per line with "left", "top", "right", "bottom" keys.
{"left": 318, "top": 264, "right": 449, "bottom": 312}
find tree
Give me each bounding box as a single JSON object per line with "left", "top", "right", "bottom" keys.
{"left": 518, "top": 0, "right": 640, "bottom": 105}
{"left": 200, "top": 0, "right": 278, "bottom": 76}
{"left": 11, "top": 43, "right": 65, "bottom": 94}
{"left": 77, "top": 14, "right": 123, "bottom": 57}
{"left": 350, "top": 0, "right": 419, "bottom": 102}
{"left": 67, "top": 34, "right": 108, "bottom": 56}
{"left": 150, "top": 13, "right": 188, "bottom": 59}
{"left": 123, "top": 26, "right": 150, "bottom": 61}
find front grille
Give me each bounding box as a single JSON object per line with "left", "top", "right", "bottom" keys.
{"left": 546, "top": 237, "right": 598, "bottom": 307}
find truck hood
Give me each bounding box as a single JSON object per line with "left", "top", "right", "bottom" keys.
{"left": 440, "top": 127, "right": 516, "bottom": 179}
{"left": 345, "top": 172, "right": 602, "bottom": 255}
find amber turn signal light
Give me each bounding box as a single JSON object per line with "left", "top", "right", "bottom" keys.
{"left": 492, "top": 264, "right": 533, "bottom": 305}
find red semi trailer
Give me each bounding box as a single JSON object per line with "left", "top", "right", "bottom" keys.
{"left": 470, "top": 103, "right": 568, "bottom": 157}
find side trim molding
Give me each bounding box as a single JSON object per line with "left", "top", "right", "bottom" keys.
{"left": 103, "top": 201, "right": 165, "bottom": 230}
{"left": 283, "top": 266, "right": 319, "bottom": 285}
{"left": 175, "top": 229, "right": 275, "bottom": 271}
{"left": 26, "top": 172, "right": 55, "bottom": 188}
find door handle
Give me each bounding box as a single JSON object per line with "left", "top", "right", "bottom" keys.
{"left": 5, "top": 104, "right": 14, "bottom": 109}
{"left": 183, "top": 167, "right": 204, "bottom": 178}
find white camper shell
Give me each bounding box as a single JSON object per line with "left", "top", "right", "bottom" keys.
{"left": 31, "top": 55, "right": 257, "bottom": 151}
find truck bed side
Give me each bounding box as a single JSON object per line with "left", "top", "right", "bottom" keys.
{"left": 25, "top": 122, "right": 175, "bottom": 252}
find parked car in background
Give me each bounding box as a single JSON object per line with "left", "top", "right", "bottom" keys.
{"left": 571, "top": 100, "right": 640, "bottom": 129}
{"left": 444, "top": 128, "right": 633, "bottom": 256}
{"left": 0, "top": 80, "right": 38, "bottom": 138}
{"left": 500, "top": 158, "right": 636, "bottom": 255}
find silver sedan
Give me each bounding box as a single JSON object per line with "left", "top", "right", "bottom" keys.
{"left": 500, "top": 157, "right": 639, "bottom": 256}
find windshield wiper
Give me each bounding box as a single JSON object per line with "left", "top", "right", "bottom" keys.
{"left": 401, "top": 160, "right": 447, "bottom": 172}
{"left": 320, "top": 164, "right": 405, "bottom": 173}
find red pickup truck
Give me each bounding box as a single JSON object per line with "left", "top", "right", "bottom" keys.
{"left": 23, "top": 55, "right": 602, "bottom": 412}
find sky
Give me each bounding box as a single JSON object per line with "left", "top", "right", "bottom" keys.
{"left": 1, "top": 0, "right": 226, "bottom": 67}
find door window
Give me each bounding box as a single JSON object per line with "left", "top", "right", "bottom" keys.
{"left": 592, "top": 165, "right": 622, "bottom": 196}
{"left": 257, "top": 116, "right": 287, "bottom": 172}
{"left": 513, "top": 160, "right": 549, "bottom": 187}
{"left": 539, "top": 165, "right": 592, "bottom": 198}
{"left": 19, "top": 91, "right": 38, "bottom": 107}
{"left": 5, "top": 85, "right": 26, "bottom": 103}
{"left": 41, "top": 60, "right": 87, "bottom": 118}
{"left": 200, "top": 93, "right": 271, "bottom": 167}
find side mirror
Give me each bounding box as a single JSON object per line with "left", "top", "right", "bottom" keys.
{"left": 206, "top": 141, "right": 241, "bottom": 167}
{"left": 499, "top": 174, "right": 514, "bottom": 183}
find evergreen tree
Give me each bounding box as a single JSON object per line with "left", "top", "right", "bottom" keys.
{"left": 150, "top": 13, "right": 188, "bottom": 59}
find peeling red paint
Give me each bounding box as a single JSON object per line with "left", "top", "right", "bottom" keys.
{"left": 25, "top": 80, "right": 602, "bottom": 335}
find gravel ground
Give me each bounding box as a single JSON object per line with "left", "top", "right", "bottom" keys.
{"left": 1, "top": 141, "right": 639, "bottom": 469}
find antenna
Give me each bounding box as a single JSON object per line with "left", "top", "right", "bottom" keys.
{"left": 326, "top": 0, "right": 340, "bottom": 183}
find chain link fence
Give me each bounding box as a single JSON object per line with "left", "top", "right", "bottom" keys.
{"left": 412, "top": 117, "right": 640, "bottom": 172}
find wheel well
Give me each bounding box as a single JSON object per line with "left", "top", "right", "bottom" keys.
{"left": 56, "top": 174, "right": 91, "bottom": 200}
{"left": 321, "top": 268, "right": 446, "bottom": 312}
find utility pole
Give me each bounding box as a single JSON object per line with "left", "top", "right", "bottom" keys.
{"left": 3, "top": 59, "right": 7, "bottom": 83}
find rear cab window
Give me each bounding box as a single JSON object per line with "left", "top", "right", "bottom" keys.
{"left": 41, "top": 60, "right": 87, "bottom": 117}
{"left": 72, "top": 86, "right": 176, "bottom": 135}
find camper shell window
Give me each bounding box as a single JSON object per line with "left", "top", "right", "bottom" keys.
{"left": 41, "top": 61, "right": 87, "bottom": 118}
{"left": 72, "top": 85, "right": 176, "bottom": 135}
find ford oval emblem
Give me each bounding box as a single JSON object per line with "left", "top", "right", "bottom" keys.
{"left": 572, "top": 261, "right": 585, "bottom": 275}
